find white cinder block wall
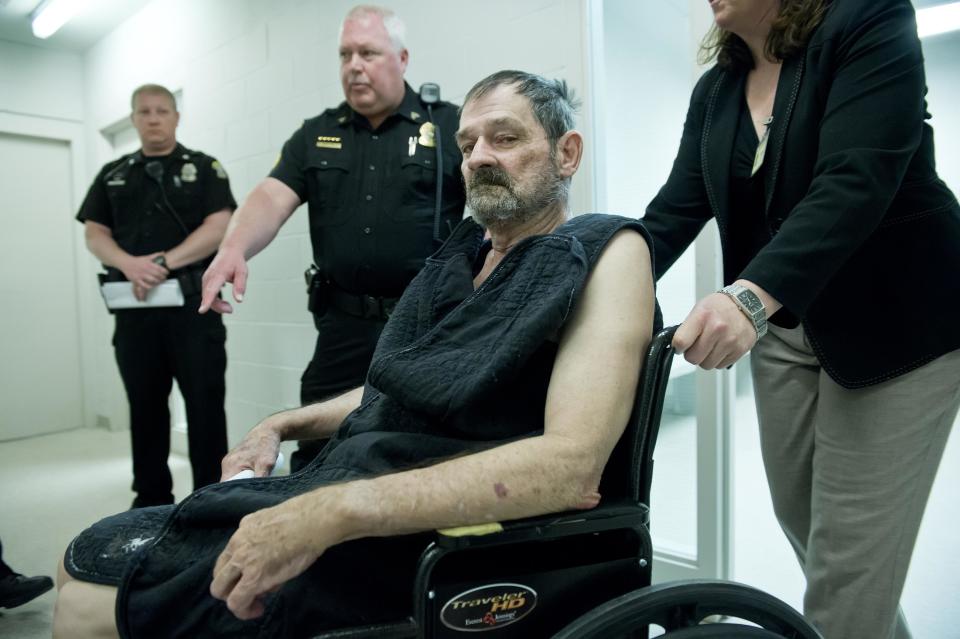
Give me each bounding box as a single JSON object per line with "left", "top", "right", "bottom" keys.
{"left": 0, "top": 40, "right": 83, "bottom": 121}
{"left": 78, "top": 0, "right": 594, "bottom": 448}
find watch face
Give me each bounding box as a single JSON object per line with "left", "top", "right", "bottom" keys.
{"left": 737, "top": 291, "right": 763, "bottom": 314}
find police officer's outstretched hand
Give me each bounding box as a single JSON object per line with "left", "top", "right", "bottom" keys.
{"left": 199, "top": 247, "right": 247, "bottom": 314}
{"left": 120, "top": 251, "right": 169, "bottom": 301}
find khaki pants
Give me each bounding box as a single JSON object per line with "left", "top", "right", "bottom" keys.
{"left": 750, "top": 324, "right": 960, "bottom": 639}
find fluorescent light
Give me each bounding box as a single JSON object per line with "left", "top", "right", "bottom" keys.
{"left": 31, "top": 0, "right": 88, "bottom": 39}
{"left": 917, "top": 2, "right": 960, "bottom": 39}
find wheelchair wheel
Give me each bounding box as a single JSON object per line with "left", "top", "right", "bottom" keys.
{"left": 662, "top": 626, "right": 789, "bottom": 638}
{"left": 552, "top": 580, "right": 822, "bottom": 639}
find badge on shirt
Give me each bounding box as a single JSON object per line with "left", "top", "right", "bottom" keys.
{"left": 418, "top": 122, "right": 436, "bottom": 148}
{"left": 316, "top": 136, "right": 342, "bottom": 150}
{"left": 410, "top": 111, "right": 421, "bottom": 121}
{"left": 181, "top": 162, "right": 198, "bottom": 182}
{"left": 211, "top": 160, "right": 229, "bottom": 179}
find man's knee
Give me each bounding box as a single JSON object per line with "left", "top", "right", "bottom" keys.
{"left": 56, "top": 557, "right": 70, "bottom": 591}
{"left": 53, "top": 580, "right": 119, "bottom": 639}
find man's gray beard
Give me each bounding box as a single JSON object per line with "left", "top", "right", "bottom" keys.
{"left": 467, "top": 164, "right": 566, "bottom": 229}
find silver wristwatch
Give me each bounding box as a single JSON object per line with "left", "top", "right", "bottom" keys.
{"left": 719, "top": 283, "right": 768, "bottom": 339}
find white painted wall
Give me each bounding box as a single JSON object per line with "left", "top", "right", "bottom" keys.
{"left": 77, "top": 0, "right": 592, "bottom": 449}
{"left": 0, "top": 39, "right": 95, "bottom": 438}
{"left": 0, "top": 40, "right": 83, "bottom": 121}
{"left": 921, "top": 34, "right": 960, "bottom": 192}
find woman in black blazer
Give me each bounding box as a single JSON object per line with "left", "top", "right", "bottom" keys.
{"left": 643, "top": 1, "right": 960, "bottom": 637}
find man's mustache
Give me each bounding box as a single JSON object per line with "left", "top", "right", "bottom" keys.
{"left": 469, "top": 167, "right": 513, "bottom": 189}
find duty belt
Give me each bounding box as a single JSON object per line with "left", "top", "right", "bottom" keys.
{"left": 318, "top": 283, "right": 398, "bottom": 321}
{"left": 331, "top": 288, "right": 397, "bottom": 320}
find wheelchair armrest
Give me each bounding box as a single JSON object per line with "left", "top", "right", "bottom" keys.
{"left": 434, "top": 499, "right": 649, "bottom": 551}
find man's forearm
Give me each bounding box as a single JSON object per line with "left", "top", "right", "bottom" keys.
{"left": 85, "top": 225, "right": 131, "bottom": 269}
{"left": 303, "top": 432, "right": 604, "bottom": 546}
{"left": 220, "top": 178, "right": 299, "bottom": 260}
{"left": 164, "top": 211, "right": 230, "bottom": 270}
{"left": 268, "top": 387, "right": 364, "bottom": 442}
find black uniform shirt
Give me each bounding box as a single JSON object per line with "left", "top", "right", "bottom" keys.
{"left": 270, "top": 83, "right": 466, "bottom": 297}
{"left": 77, "top": 143, "right": 237, "bottom": 262}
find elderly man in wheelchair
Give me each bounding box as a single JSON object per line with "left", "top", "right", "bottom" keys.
{"left": 53, "top": 70, "right": 820, "bottom": 639}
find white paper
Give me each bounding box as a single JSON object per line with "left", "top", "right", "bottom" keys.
{"left": 226, "top": 452, "right": 285, "bottom": 481}
{"left": 100, "top": 279, "right": 185, "bottom": 309}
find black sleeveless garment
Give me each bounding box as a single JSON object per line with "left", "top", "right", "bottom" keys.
{"left": 65, "top": 213, "right": 660, "bottom": 638}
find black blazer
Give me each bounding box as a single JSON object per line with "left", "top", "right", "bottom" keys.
{"left": 643, "top": 0, "right": 960, "bottom": 388}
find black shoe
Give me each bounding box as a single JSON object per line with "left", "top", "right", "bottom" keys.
{"left": 0, "top": 573, "right": 54, "bottom": 609}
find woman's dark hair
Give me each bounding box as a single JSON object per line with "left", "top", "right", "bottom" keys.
{"left": 699, "top": 0, "right": 828, "bottom": 69}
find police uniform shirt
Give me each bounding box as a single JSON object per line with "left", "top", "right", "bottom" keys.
{"left": 76, "top": 143, "right": 237, "bottom": 260}
{"left": 269, "top": 83, "right": 466, "bottom": 298}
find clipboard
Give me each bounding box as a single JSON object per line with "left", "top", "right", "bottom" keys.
{"left": 99, "top": 279, "right": 185, "bottom": 310}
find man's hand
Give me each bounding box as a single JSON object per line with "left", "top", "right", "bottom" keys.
{"left": 199, "top": 247, "right": 248, "bottom": 314}
{"left": 220, "top": 419, "right": 283, "bottom": 481}
{"left": 210, "top": 494, "right": 340, "bottom": 620}
{"left": 673, "top": 292, "right": 758, "bottom": 369}
{"left": 119, "top": 252, "right": 168, "bottom": 292}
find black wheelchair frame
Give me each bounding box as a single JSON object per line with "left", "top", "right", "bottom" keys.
{"left": 314, "top": 326, "right": 823, "bottom": 639}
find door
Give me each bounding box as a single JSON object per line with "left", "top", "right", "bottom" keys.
{"left": 0, "top": 132, "right": 84, "bottom": 440}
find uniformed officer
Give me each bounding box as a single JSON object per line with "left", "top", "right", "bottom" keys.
{"left": 78, "top": 83, "right": 237, "bottom": 508}
{"left": 200, "top": 5, "right": 466, "bottom": 471}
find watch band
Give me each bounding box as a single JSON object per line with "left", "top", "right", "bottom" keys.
{"left": 152, "top": 254, "right": 168, "bottom": 270}
{"left": 718, "top": 283, "right": 768, "bottom": 339}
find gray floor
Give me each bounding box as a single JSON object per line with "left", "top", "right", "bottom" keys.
{"left": 2, "top": 409, "right": 959, "bottom": 638}
{"left": 0, "top": 428, "right": 192, "bottom": 638}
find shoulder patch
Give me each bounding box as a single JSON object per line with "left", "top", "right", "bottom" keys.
{"left": 211, "top": 160, "right": 228, "bottom": 179}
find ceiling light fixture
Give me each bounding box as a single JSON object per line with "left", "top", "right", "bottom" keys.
{"left": 916, "top": 1, "right": 960, "bottom": 39}
{"left": 30, "top": 0, "right": 88, "bottom": 39}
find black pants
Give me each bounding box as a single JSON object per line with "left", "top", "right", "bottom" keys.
{"left": 113, "top": 298, "right": 227, "bottom": 503}
{"left": 291, "top": 307, "right": 385, "bottom": 472}
{"left": 0, "top": 539, "right": 13, "bottom": 578}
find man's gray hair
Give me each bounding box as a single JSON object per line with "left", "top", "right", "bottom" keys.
{"left": 341, "top": 5, "right": 407, "bottom": 51}
{"left": 461, "top": 70, "right": 580, "bottom": 142}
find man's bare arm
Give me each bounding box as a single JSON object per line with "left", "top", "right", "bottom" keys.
{"left": 211, "top": 229, "right": 655, "bottom": 619}
{"left": 84, "top": 221, "right": 167, "bottom": 298}
{"left": 219, "top": 387, "right": 364, "bottom": 480}
{"left": 199, "top": 178, "right": 301, "bottom": 313}
{"left": 163, "top": 210, "right": 231, "bottom": 270}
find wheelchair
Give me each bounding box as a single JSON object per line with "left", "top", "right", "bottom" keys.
{"left": 314, "top": 326, "right": 823, "bottom": 639}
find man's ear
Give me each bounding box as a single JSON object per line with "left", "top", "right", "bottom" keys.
{"left": 555, "top": 130, "right": 583, "bottom": 178}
